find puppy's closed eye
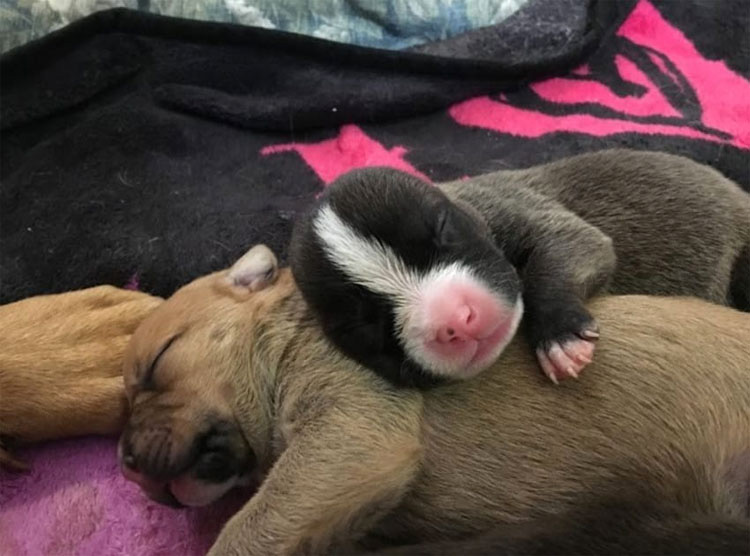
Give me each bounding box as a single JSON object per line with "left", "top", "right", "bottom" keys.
{"left": 434, "top": 209, "right": 462, "bottom": 248}
{"left": 139, "top": 334, "right": 180, "bottom": 389}
{"left": 434, "top": 205, "right": 486, "bottom": 251}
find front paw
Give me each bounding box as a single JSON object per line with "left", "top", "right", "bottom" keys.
{"left": 526, "top": 303, "right": 599, "bottom": 383}
{"left": 536, "top": 334, "right": 598, "bottom": 383}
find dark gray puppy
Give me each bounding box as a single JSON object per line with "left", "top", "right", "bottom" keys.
{"left": 290, "top": 149, "right": 750, "bottom": 388}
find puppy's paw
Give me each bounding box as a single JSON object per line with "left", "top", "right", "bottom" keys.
{"left": 536, "top": 334, "right": 597, "bottom": 384}
{"left": 525, "top": 301, "right": 599, "bottom": 383}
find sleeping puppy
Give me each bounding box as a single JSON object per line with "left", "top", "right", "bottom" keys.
{"left": 290, "top": 149, "right": 750, "bottom": 387}
{"left": 118, "top": 245, "right": 750, "bottom": 555}
{"left": 0, "top": 286, "right": 162, "bottom": 470}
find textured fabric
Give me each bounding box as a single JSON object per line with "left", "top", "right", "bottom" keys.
{"left": 0, "top": 0, "right": 610, "bottom": 304}
{"left": 0, "top": 437, "right": 249, "bottom": 555}
{"left": 1, "top": 1, "right": 749, "bottom": 553}
{"left": 0, "top": 0, "right": 528, "bottom": 54}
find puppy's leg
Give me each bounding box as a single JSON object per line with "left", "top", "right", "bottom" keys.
{"left": 19, "top": 377, "right": 129, "bottom": 440}
{"left": 519, "top": 217, "right": 615, "bottom": 383}
{"left": 209, "top": 412, "right": 421, "bottom": 556}
{"left": 450, "top": 187, "right": 615, "bottom": 382}
{"left": 0, "top": 286, "right": 162, "bottom": 469}
{"left": 0, "top": 376, "right": 126, "bottom": 472}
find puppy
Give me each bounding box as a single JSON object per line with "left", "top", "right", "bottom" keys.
{"left": 119, "top": 245, "right": 750, "bottom": 555}
{"left": 290, "top": 149, "right": 750, "bottom": 387}
{"left": 0, "top": 286, "right": 162, "bottom": 470}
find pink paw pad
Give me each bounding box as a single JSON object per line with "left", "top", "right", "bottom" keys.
{"left": 536, "top": 334, "right": 598, "bottom": 384}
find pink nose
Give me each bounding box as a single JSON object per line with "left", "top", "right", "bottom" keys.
{"left": 425, "top": 283, "right": 507, "bottom": 348}
{"left": 432, "top": 292, "right": 507, "bottom": 344}
{"left": 419, "top": 276, "right": 519, "bottom": 374}
{"left": 435, "top": 304, "right": 478, "bottom": 344}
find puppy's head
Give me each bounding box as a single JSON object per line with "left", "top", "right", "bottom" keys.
{"left": 290, "top": 168, "right": 523, "bottom": 388}
{"left": 119, "top": 245, "right": 285, "bottom": 507}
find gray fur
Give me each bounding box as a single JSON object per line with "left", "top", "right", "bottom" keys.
{"left": 442, "top": 149, "right": 750, "bottom": 306}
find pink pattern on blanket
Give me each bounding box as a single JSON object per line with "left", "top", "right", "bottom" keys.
{"left": 0, "top": 437, "right": 250, "bottom": 556}
{"left": 261, "top": 124, "right": 430, "bottom": 185}
{"left": 532, "top": 54, "right": 680, "bottom": 118}
{"left": 450, "top": 0, "right": 750, "bottom": 149}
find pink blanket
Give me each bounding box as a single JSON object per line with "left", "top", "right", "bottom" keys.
{"left": 0, "top": 437, "right": 250, "bottom": 555}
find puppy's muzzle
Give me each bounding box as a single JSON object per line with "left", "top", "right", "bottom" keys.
{"left": 119, "top": 418, "right": 255, "bottom": 507}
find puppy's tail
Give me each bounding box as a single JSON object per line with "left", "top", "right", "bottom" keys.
{"left": 370, "top": 494, "right": 750, "bottom": 556}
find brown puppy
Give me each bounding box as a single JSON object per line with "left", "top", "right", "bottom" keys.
{"left": 0, "top": 286, "right": 162, "bottom": 470}
{"left": 120, "top": 245, "right": 750, "bottom": 555}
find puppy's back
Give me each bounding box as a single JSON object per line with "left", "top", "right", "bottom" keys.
{"left": 529, "top": 151, "right": 750, "bottom": 303}
{"left": 445, "top": 150, "right": 750, "bottom": 305}
{"left": 386, "top": 295, "right": 750, "bottom": 539}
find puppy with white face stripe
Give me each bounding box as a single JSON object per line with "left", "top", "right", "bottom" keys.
{"left": 308, "top": 188, "right": 524, "bottom": 385}
{"left": 290, "top": 149, "right": 750, "bottom": 388}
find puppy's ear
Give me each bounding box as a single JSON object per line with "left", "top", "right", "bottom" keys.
{"left": 226, "top": 244, "right": 279, "bottom": 291}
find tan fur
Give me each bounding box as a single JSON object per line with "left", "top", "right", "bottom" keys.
{"left": 0, "top": 286, "right": 162, "bottom": 469}
{"left": 123, "top": 257, "right": 750, "bottom": 556}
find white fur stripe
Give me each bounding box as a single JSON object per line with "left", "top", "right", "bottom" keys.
{"left": 313, "top": 204, "right": 479, "bottom": 310}
{"left": 313, "top": 204, "right": 422, "bottom": 304}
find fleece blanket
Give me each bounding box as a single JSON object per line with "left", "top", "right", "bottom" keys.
{"left": 1, "top": 0, "right": 749, "bottom": 554}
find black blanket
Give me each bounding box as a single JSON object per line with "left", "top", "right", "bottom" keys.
{"left": 2, "top": 0, "right": 748, "bottom": 303}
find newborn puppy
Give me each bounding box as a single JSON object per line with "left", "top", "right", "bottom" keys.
{"left": 0, "top": 286, "right": 162, "bottom": 470}
{"left": 119, "top": 245, "right": 750, "bottom": 556}
{"left": 290, "top": 149, "right": 750, "bottom": 386}
{"left": 293, "top": 173, "right": 524, "bottom": 387}
{"left": 117, "top": 246, "right": 276, "bottom": 507}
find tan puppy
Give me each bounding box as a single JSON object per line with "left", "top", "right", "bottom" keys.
{"left": 0, "top": 286, "right": 162, "bottom": 470}
{"left": 119, "top": 245, "right": 750, "bottom": 555}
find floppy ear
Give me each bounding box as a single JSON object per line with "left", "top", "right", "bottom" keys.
{"left": 226, "top": 244, "right": 279, "bottom": 291}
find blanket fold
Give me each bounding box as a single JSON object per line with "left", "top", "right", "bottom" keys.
{"left": 1, "top": 1, "right": 617, "bottom": 133}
